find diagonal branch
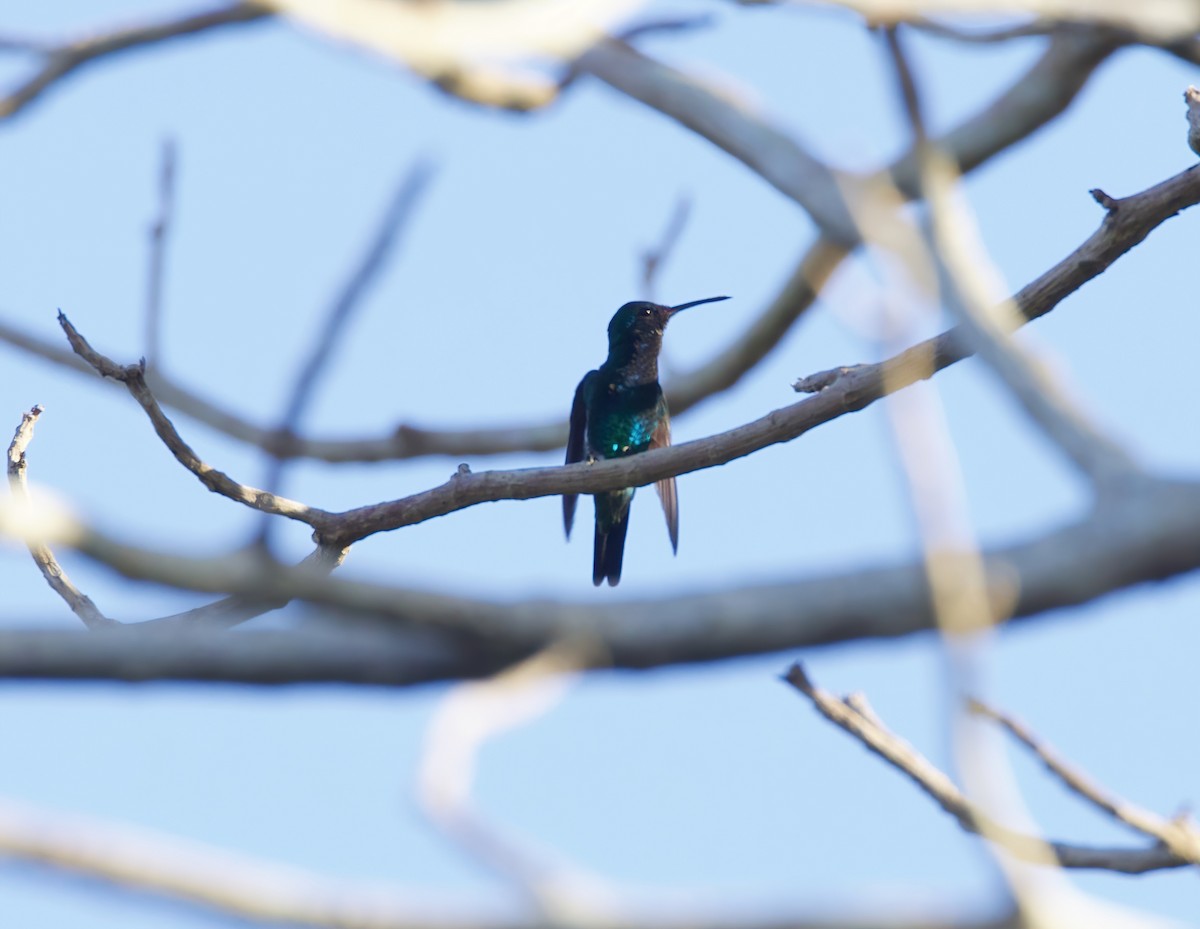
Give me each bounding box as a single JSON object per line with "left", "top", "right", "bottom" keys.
{"left": 969, "top": 701, "right": 1200, "bottom": 864}
{"left": 58, "top": 311, "right": 331, "bottom": 527}
{"left": 783, "top": 664, "right": 1188, "bottom": 874}
{"left": 5, "top": 405, "right": 114, "bottom": 629}
{"left": 258, "top": 160, "right": 433, "bottom": 543}
{"left": 578, "top": 39, "right": 860, "bottom": 243}
{"left": 0, "top": 792, "right": 1023, "bottom": 929}
{"left": 0, "top": 2, "right": 270, "bottom": 121}
{"left": 795, "top": 164, "right": 1200, "bottom": 400}
{"left": 5, "top": 404, "right": 345, "bottom": 629}
{"left": 882, "top": 25, "right": 1140, "bottom": 488}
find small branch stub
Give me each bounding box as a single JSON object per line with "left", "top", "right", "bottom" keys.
{"left": 1186, "top": 86, "right": 1200, "bottom": 157}
{"left": 1090, "top": 187, "right": 1119, "bottom": 212}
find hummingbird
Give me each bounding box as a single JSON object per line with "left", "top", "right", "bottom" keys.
{"left": 563, "top": 296, "right": 730, "bottom": 586}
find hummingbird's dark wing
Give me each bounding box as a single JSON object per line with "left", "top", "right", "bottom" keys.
{"left": 650, "top": 415, "right": 678, "bottom": 553}
{"left": 563, "top": 373, "right": 590, "bottom": 539}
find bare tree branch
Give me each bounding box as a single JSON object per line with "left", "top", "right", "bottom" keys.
{"left": 35, "top": 162, "right": 1200, "bottom": 560}
{"left": 5, "top": 403, "right": 344, "bottom": 628}
{"left": 795, "top": 164, "right": 1200, "bottom": 403}
{"left": 1186, "top": 86, "right": 1200, "bottom": 156}
{"left": 323, "top": 163, "right": 1200, "bottom": 543}
{"left": 0, "top": 2, "right": 270, "bottom": 121}
{"left": 2, "top": 467, "right": 1199, "bottom": 684}
{"left": 143, "top": 138, "right": 176, "bottom": 366}
{"left": 908, "top": 16, "right": 1057, "bottom": 43}
{"left": 783, "top": 664, "right": 1188, "bottom": 875}
{"left": 882, "top": 26, "right": 1140, "bottom": 488}
{"left": 258, "top": 161, "right": 433, "bottom": 543}
{"left": 796, "top": 1, "right": 1200, "bottom": 39}
{"left": 640, "top": 195, "right": 692, "bottom": 302}
{"left": 57, "top": 311, "right": 331, "bottom": 527}
{"left": 152, "top": 541, "right": 348, "bottom": 629}
{"left": 0, "top": 26, "right": 1125, "bottom": 465}
{"left": 578, "top": 39, "right": 861, "bottom": 243}
{"left": 416, "top": 646, "right": 598, "bottom": 917}
{"left": 5, "top": 405, "right": 114, "bottom": 629}
{"left": 888, "top": 26, "right": 1122, "bottom": 194}
{"left": 0, "top": 790, "right": 1025, "bottom": 929}
{"left": 969, "top": 701, "right": 1200, "bottom": 865}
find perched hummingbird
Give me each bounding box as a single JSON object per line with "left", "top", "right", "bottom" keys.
{"left": 563, "top": 296, "right": 730, "bottom": 586}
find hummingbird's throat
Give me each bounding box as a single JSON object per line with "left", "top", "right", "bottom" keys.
{"left": 608, "top": 332, "right": 663, "bottom": 387}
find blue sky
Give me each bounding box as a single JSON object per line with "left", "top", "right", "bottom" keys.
{"left": 2, "top": 2, "right": 1199, "bottom": 926}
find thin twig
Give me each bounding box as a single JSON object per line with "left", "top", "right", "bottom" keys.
{"left": 5, "top": 405, "right": 114, "bottom": 629}
{"left": 0, "top": 2, "right": 270, "bottom": 121}
{"left": 969, "top": 700, "right": 1200, "bottom": 864}
{"left": 144, "top": 138, "right": 176, "bottom": 366}
{"left": 58, "top": 312, "right": 328, "bottom": 526}
{"left": 640, "top": 195, "right": 692, "bottom": 302}
{"left": 150, "top": 541, "right": 348, "bottom": 629}
{"left": 258, "top": 161, "right": 434, "bottom": 547}
{"left": 783, "top": 664, "right": 1187, "bottom": 874}
{"left": 6, "top": 398, "right": 343, "bottom": 629}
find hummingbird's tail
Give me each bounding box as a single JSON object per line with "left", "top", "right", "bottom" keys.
{"left": 593, "top": 509, "right": 630, "bottom": 587}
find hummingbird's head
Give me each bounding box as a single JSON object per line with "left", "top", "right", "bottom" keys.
{"left": 606, "top": 296, "right": 729, "bottom": 352}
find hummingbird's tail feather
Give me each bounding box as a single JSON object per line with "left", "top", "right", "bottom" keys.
{"left": 593, "top": 511, "right": 630, "bottom": 587}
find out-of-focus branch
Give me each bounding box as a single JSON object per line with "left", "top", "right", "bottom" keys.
{"left": 5, "top": 401, "right": 343, "bottom": 629}
{"left": 258, "top": 161, "right": 433, "bottom": 543}
{"left": 2, "top": 470, "right": 1200, "bottom": 682}
{"left": 883, "top": 26, "right": 1140, "bottom": 488}
{"left": 0, "top": 794, "right": 503, "bottom": 929}
{"left": 0, "top": 22, "right": 1124, "bottom": 464}
{"left": 640, "top": 195, "right": 692, "bottom": 302}
{"left": 797, "top": 0, "right": 1200, "bottom": 40}
{"left": 0, "top": 791, "right": 1025, "bottom": 929}
{"left": 143, "top": 139, "right": 176, "bottom": 365}
{"left": 151, "top": 541, "right": 348, "bottom": 629}
{"left": 0, "top": 2, "right": 270, "bottom": 121}
{"left": 578, "top": 40, "right": 861, "bottom": 243}
{"left": 416, "top": 646, "right": 605, "bottom": 919}
{"left": 5, "top": 405, "right": 114, "bottom": 629}
{"left": 970, "top": 701, "right": 1200, "bottom": 865}
{"left": 783, "top": 665, "right": 1188, "bottom": 874}
{"left": 644, "top": 23, "right": 1122, "bottom": 415}
{"left": 908, "top": 17, "right": 1056, "bottom": 42}
{"left": 887, "top": 26, "right": 1122, "bottom": 194}
{"left": 1186, "top": 86, "right": 1200, "bottom": 156}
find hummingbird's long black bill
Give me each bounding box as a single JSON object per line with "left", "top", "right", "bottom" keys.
{"left": 668, "top": 295, "right": 730, "bottom": 316}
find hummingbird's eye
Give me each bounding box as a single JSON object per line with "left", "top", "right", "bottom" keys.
{"left": 641, "top": 307, "right": 652, "bottom": 317}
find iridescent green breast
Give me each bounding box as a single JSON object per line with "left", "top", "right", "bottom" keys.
{"left": 584, "top": 378, "right": 665, "bottom": 460}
